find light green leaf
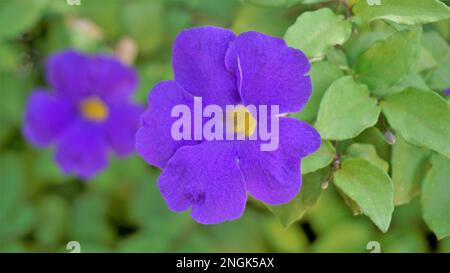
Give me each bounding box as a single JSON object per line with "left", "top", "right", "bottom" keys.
{"left": 346, "top": 143, "right": 389, "bottom": 172}
{"left": 354, "top": 29, "right": 422, "bottom": 95}
{"left": 315, "top": 76, "right": 381, "bottom": 140}
{"left": 268, "top": 168, "right": 327, "bottom": 227}
{"left": 291, "top": 61, "right": 343, "bottom": 122}
{"left": 333, "top": 158, "right": 394, "bottom": 232}
{"left": 285, "top": 8, "right": 352, "bottom": 58}
{"left": 381, "top": 88, "right": 450, "bottom": 158}
{"left": 392, "top": 134, "right": 431, "bottom": 205}
{"left": 353, "top": 0, "right": 450, "bottom": 25}
{"left": 421, "top": 154, "right": 450, "bottom": 239}
{"left": 302, "top": 141, "right": 336, "bottom": 174}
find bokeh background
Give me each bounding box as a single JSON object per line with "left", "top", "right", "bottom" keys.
{"left": 1, "top": 0, "right": 449, "bottom": 253}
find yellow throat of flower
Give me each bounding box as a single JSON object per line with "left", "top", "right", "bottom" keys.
{"left": 228, "top": 105, "right": 257, "bottom": 137}
{"left": 80, "top": 97, "right": 108, "bottom": 121}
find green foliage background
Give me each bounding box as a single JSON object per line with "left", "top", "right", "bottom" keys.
{"left": 0, "top": 0, "right": 449, "bottom": 253}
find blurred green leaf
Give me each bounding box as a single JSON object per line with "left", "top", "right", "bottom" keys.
{"left": 312, "top": 220, "right": 374, "bottom": 253}
{"left": 354, "top": 29, "right": 422, "bottom": 95}
{"left": 381, "top": 88, "right": 450, "bottom": 159}
{"left": 262, "top": 218, "right": 308, "bottom": 252}
{"left": 0, "top": 0, "right": 48, "bottom": 41}
{"left": 315, "top": 76, "right": 381, "bottom": 140}
{"left": 69, "top": 192, "right": 115, "bottom": 245}
{"left": 232, "top": 3, "right": 291, "bottom": 36}
{"left": 285, "top": 8, "right": 352, "bottom": 59}
{"left": 353, "top": 0, "right": 450, "bottom": 25}
{"left": 35, "top": 196, "right": 69, "bottom": 248}
{"left": 122, "top": 0, "right": 164, "bottom": 56}
{"left": 334, "top": 158, "right": 394, "bottom": 232}
{"left": 421, "top": 153, "right": 450, "bottom": 239}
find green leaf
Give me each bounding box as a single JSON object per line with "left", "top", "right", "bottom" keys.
{"left": 302, "top": 141, "right": 336, "bottom": 174}
{"left": 345, "top": 30, "right": 393, "bottom": 65}
{"left": 353, "top": 0, "right": 450, "bottom": 25}
{"left": 346, "top": 143, "right": 389, "bottom": 172}
{"left": 262, "top": 218, "right": 308, "bottom": 252}
{"left": 381, "top": 88, "right": 450, "bottom": 158}
{"left": 333, "top": 158, "right": 394, "bottom": 232}
{"left": 268, "top": 168, "right": 327, "bottom": 227}
{"left": 0, "top": 153, "right": 25, "bottom": 220}
{"left": 315, "top": 76, "right": 381, "bottom": 140}
{"left": 232, "top": 3, "right": 291, "bottom": 37}
{"left": 291, "top": 61, "right": 343, "bottom": 122}
{"left": 122, "top": 0, "right": 163, "bottom": 55}
{"left": 354, "top": 29, "right": 422, "bottom": 95}
{"left": 355, "top": 127, "right": 391, "bottom": 160}
{"left": 421, "top": 154, "right": 450, "bottom": 239}
{"left": 35, "top": 196, "right": 69, "bottom": 248}
{"left": 391, "top": 134, "right": 431, "bottom": 205}
{"left": 0, "top": 0, "right": 48, "bottom": 41}
{"left": 311, "top": 221, "right": 374, "bottom": 253}
{"left": 285, "top": 8, "right": 352, "bottom": 58}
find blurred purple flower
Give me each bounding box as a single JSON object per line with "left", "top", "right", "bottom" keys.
{"left": 445, "top": 89, "right": 450, "bottom": 97}
{"left": 23, "top": 50, "right": 143, "bottom": 179}
{"left": 136, "top": 26, "right": 320, "bottom": 224}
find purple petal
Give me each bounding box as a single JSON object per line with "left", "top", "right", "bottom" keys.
{"left": 46, "top": 50, "right": 91, "bottom": 100}
{"left": 237, "top": 117, "right": 321, "bottom": 205}
{"left": 172, "top": 26, "right": 240, "bottom": 106}
{"left": 225, "top": 31, "right": 312, "bottom": 114}
{"left": 158, "top": 141, "right": 247, "bottom": 224}
{"left": 444, "top": 89, "right": 450, "bottom": 97}
{"left": 23, "top": 90, "right": 75, "bottom": 147}
{"left": 135, "top": 81, "right": 199, "bottom": 169}
{"left": 55, "top": 120, "right": 108, "bottom": 179}
{"left": 88, "top": 55, "right": 138, "bottom": 104}
{"left": 104, "top": 103, "right": 144, "bottom": 157}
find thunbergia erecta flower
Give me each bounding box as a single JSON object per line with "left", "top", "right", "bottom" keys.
{"left": 136, "top": 26, "right": 321, "bottom": 224}
{"left": 24, "top": 50, "right": 143, "bottom": 179}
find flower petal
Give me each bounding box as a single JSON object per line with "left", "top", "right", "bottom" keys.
{"left": 55, "top": 120, "right": 108, "bottom": 179}
{"left": 46, "top": 49, "right": 91, "bottom": 100}
{"left": 23, "top": 90, "right": 75, "bottom": 147}
{"left": 172, "top": 26, "right": 240, "bottom": 106}
{"left": 104, "top": 103, "right": 144, "bottom": 157}
{"left": 88, "top": 55, "right": 138, "bottom": 104}
{"left": 225, "top": 31, "right": 312, "bottom": 113}
{"left": 237, "top": 117, "right": 321, "bottom": 205}
{"left": 135, "top": 81, "right": 199, "bottom": 169}
{"left": 158, "top": 141, "right": 247, "bottom": 224}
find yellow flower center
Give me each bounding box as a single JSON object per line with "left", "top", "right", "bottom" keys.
{"left": 80, "top": 97, "right": 108, "bottom": 121}
{"left": 228, "top": 105, "right": 257, "bottom": 137}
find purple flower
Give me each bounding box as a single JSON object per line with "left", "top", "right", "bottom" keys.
{"left": 445, "top": 89, "right": 450, "bottom": 97}
{"left": 136, "top": 26, "right": 321, "bottom": 224}
{"left": 23, "top": 50, "right": 143, "bottom": 179}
